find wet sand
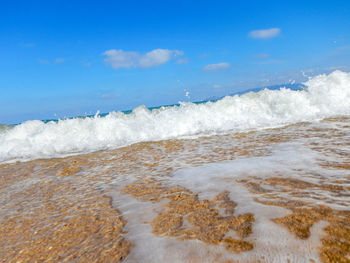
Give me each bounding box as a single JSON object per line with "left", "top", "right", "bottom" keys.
{"left": 1, "top": 116, "right": 349, "bottom": 262}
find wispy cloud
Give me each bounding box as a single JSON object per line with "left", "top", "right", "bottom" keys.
{"left": 198, "top": 54, "right": 209, "bottom": 59}
{"left": 54, "top": 58, "right": 65, "bottom": 64}
{"left": 202, "top": 62, "right": 230, "bottom": 71}
{"left": 253, "top": 53, "right": 269, "bottom": 59}
{"left": 83, "top": 62, "right": 91, "bottom": 67}
{"left": 100, "top": 93, "right": 120, "bottom": 99}
{"left": 249, "top": 28, "right": 280, "bottom": 39}
{"left": 103, "top": 49, "right": 184, "bottom": 69}
{"left": 326, "top": 65, "right": 349, "bottom": 71}
{"left": 38, "top": 58, "right": 65, "bottom": 64}
{"left": 37, "top": 59, "right": 50, "bottom": 64}
{"left": 213, "top": 84, "right": 222, "bottom": 88}
{"left": 176, "top": 58, "right": 189, "bottom": 64}
{"left": 253, "top": 59, "right": 285, "bottom": 65}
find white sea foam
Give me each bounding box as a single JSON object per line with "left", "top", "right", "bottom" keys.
{"left": 1, "top": 70, "right": 350, "bottom": 163}
{"left": 166, "top": 143, "right": 332, "bottom": 262}
{"left": 105, "top": 142, "right": 335, "bottom": 262}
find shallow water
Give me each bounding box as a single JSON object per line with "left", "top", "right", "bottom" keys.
{"left": 1, "top": 115, "right": 349, "bottom": 262}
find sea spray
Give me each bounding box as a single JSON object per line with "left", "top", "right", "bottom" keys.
{"left": 1, "top": 70, "right": 350, "bottom": 163}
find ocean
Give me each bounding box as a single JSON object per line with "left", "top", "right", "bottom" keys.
{"left": 1, "top": 70, "right": 350, "bottom": 262}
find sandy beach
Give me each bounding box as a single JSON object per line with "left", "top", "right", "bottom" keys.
{"left": 1, "top": 116, "right": 349, "bottom": 262}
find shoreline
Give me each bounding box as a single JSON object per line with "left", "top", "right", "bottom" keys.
{"left": 1, "top": 116, "right": 349, "bottom": 262}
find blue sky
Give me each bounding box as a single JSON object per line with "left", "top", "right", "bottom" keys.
{"left": 1, "top": 0, "right": 350, "bottom": 124}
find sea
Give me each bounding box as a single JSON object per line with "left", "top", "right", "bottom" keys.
{"left": 0, "top": 70, "right": 349, "bottom": 262}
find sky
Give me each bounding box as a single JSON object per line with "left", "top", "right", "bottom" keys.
{"left": 1, "top": 0, "right": 350, "bottom": 124}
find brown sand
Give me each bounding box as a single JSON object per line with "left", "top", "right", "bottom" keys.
{"left": 0, "top": 163, "right": 131, "bottom": 263}
{"left": 122, "top": 180, "right": 254, "bottom": 252}
{"left": 0, "top": 116, "right": 349, "bottom": 262}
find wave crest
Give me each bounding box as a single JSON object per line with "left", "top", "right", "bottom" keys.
{"left": 1, "top": 70, "right": 350, "bottom": 163}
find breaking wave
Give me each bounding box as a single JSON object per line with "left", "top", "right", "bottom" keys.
{"left": 1, "top": 70, "right": 350, "bottom": 163}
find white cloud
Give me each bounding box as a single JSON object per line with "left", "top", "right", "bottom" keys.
{"left": 213, "top": 84, "right": 222, "bottom": 89}
{"left": 103, "top": 49, "right": 184, "bottom": 69}
{"left": 202, "top": 62, "right": 230, "bottom": 71}
{"left": 249, "top": 28, "right": 280, "bottom": 39}
{"left": 103, "top": 50, "right": 138, "bottom": 69}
